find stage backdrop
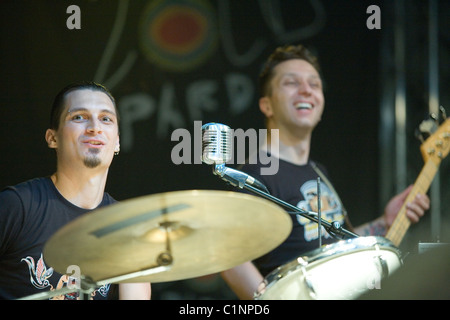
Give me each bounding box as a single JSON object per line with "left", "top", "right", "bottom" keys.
{"left": 2, "top": 0, "right": 446, "bottom": 299}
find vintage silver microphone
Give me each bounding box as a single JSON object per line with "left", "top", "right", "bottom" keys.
{"left": 201, "top": 122, "right": 269, "bottom": 193}
{"left": 201, "top": 122, "right": 233, "bottom": 165}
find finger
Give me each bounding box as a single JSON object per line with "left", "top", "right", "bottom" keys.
{"left": 405, "top": 202, "right": 424, "bottom": 223}
{"left": 415, "top": 193, "right": 430, "bottom": 210}
{"left": 398, "top": 185, "right": 414, "bottom": 201}
{"left": 405, "top": 208, "right": 420, "bottom": 223}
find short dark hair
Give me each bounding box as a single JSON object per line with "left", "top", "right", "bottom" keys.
{"left": 258, "top": 44, "right": 321, "bottom": 97}
{"left": 49, "top": 81, "right": 118, "bottom": 130}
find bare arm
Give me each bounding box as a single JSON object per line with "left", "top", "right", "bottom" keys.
{"left": 118, "top": 282, "right": 151, "bottom": 300}
{"left": 221, "top": 261, "right": 263, "bottom": 300}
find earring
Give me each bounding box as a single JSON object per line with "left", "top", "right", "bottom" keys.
{"left": 114, "top": 146, "right": 120, "bottom": 156}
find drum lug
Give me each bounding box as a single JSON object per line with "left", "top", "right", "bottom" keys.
{"left": 300, "top": 266, "right": 317, "bottom": 299}
{"left": 374, "top": 255, "right": 389, "bottom": 279}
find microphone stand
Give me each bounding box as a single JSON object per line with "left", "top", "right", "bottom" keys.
{"left": 317, "top": 177, "right": 322, "bottom": 246}
{"left": 212, "top": 164, "right": 358, "bottom": 240}
{"left": 243, "top": 184, "right": 358, "bottom": 240}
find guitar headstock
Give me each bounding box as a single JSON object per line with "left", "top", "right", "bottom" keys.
{"left": 418, "top": 107, "right": 450, "bottom": 165}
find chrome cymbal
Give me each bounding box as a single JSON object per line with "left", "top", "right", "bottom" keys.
{"left": 43, "top": 190, "right": 292, "bottom": 284}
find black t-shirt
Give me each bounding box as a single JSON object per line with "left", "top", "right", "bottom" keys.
{"left": 0, "top": 177, "right": 116, "bottom": 300}
{"left": 237, "top": 153, "right": 347, "bottom": 277}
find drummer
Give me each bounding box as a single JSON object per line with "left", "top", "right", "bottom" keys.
{"left": 0, "top": 81, "right": 150, "bottom": 300}
{"left": 220, "top": 44, "right": 430, "bottom": 300}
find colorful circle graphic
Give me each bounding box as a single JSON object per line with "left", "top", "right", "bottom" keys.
{"left": 139, "top": 0, "right": 218, "bottom": 72}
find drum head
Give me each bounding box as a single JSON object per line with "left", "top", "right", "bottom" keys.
{"left": 255, "top": 236, "right": 402, "bottom": 300}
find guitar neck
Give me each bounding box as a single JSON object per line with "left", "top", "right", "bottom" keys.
{"left": 385, "top": 159, "right": 439, "bottom": 246}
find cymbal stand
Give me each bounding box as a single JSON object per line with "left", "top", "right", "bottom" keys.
{"left": 16, "top": 286, "right": 82, "bottom": 300}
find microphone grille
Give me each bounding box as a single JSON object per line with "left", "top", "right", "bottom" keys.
{"left": 201, "top": 123, "right": 232, "bottom": 165}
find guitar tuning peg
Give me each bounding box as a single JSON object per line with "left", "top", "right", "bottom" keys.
{"left": 415, "top": 128, "right": 425, "bottom": 143}
{"left": 439, "top": 106, "right": 447, "bottom": 120}
{"left": 430, "top": 112, "right": 439, "bottom": 122}
{"left": 418, "top": 118, "right": 438, "bottom": 136}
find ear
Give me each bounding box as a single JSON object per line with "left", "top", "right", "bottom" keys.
{"left": 45, "top": 129, "right": 58, "bottom": 149}
{"left": 114, "top": 135, "right": 120, "bottom": 153}
{"left": 259, "top": 97, "right": 273, "bottom": 118}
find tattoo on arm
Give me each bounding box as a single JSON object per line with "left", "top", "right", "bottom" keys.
{"left": 357, "top": 216, "right": 387, "bottom": 237}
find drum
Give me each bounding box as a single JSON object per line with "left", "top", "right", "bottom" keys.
{"left": 254, "top": 236, "right": 402, "bottom": 300}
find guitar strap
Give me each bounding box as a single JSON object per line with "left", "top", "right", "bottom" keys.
{"left": 310, "top": 161, "right": 354, "bottom": 231}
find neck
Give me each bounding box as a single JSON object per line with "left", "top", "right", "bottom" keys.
{"left": 51, "top": 167, "right": 109, "bottom": 209}
{"left": 263, "top": 125, "right": 311, "bottom": 165}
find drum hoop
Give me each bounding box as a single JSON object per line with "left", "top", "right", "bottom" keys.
{"left": 258, "top": 236, "right": 402, "bottom": 294}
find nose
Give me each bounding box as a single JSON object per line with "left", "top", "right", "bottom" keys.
{"left": 298, "top": 79, "right": 312, "bottom": 95}
{"left": 86, "top": 117, "right": 102, "bottom": 134}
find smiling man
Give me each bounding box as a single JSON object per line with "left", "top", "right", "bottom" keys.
{"left": 220, "top": 44, "right": 430, "bottom": 300}
{"left": 0, "top": 81, "right": 150, "bottom": 300}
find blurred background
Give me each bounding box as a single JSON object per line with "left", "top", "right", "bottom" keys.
{"left": 1, "top": 0, "right": 449, "bottom": 299}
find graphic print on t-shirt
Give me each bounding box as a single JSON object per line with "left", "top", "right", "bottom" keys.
{"left": 21, "top": 253, "right": 54, "bottom": 289}
{"left": 21, "top": 253, "right": 110, "bottom": 300}
{"left": 295, "top": 180, "right": 345, "bottom": 241}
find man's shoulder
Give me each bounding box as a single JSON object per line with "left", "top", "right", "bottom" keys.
{"left": 1, "top": 177, "right": 51, "bottom": 198}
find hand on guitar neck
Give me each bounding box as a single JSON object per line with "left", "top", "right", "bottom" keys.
{"left": 383, "top": 184, "right": 430, "bottom": 229}
{"left": 355, "top": 185, "right": 430, "bottom": 239}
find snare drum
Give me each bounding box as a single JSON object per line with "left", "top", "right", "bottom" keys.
{"left": 254, "top": 236, "right": 402, "bottom": 300}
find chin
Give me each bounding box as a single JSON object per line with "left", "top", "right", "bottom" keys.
{"left": 83, "top": 157, "right": 102, "bottom": 168}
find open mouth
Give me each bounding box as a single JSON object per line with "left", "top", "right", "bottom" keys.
{"left": 83, "top": 140, "right": 104, "bottom": 147}
{"left": 294, "top": 102, "right": 313, "bottom": 110}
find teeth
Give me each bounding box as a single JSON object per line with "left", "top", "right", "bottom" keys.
{"left": 88, "top": 141, "right": 101, "bottom": 145}
{"left": 295, "top": 102, "right": 312, "bottom": 110}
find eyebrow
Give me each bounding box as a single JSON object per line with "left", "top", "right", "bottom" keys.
{"left": 67, "top": 107, "right": 117, "bottom": 117}
{"left": 282, "top": 72, "right": 321, "bottom": 80}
